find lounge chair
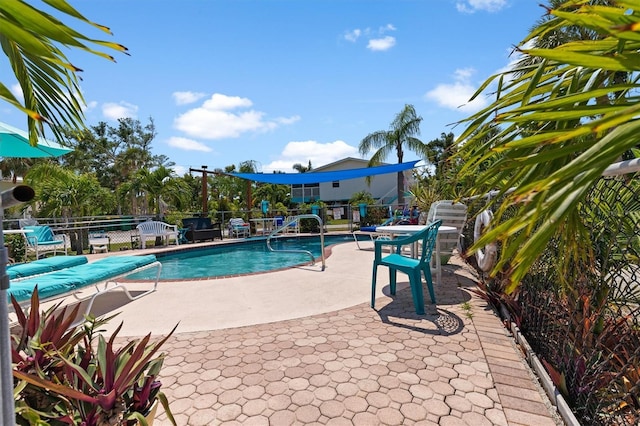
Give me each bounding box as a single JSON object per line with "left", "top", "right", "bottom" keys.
{"left": 371, "top": 220, "right": 441, "bottom": 315}
{"left": 7, "top": 256, "right": 88, "bottom": 280}
{"left": 352, "top": 217, "right": 394, "bottom": 250}
{"left": 8, "top": 254, "right": 162, "bottom": 324}
{"left": 22, "top": 225, "right": 68, "bottom": 258}
{"left": 228, "top": 218, "right": 250, "bottom": 238}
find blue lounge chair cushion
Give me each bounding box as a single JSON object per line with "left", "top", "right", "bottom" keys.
{"left": 360, "top": 226, "right": 377, "bottom": 232}
{"left": 23, "top": 225, "right": 59, "bottom": 245}
{"left": 69, "top": 255, "right": 157, "bottom": 281}
{"left": 8, "top": 255, "right": 157, "bottom": 303}
{"left": 7, "top": 256, "right": 88, "bottom": 280}
{"left": 10, "top": 278, "right": 77, "bottom": 302}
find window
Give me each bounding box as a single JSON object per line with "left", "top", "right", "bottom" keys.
{"left": 290, "top": 183, "right": 320, "bottom": 202}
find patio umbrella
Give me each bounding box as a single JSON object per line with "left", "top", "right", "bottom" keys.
{"left": 0, "top": 121, "right": 71, "bottom": 423}
{"left": 0, "top": 121, "right": 73, "bottom": 158}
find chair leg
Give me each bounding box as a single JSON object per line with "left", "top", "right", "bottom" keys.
{"left": 423, "top": 267, "right": 436, "bottom": 304}
{"left": 371, "top": 264, "right": 378, "bottom": 309}
{"left": 410, "top": 270, "right": 425, "bottom": 315}
{"left": 388, "top": 269, "right": 397, "bottom": 295}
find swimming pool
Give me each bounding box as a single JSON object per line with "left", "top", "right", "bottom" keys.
{"left": 127, "top": 234, "right": 354, "bottom": 280}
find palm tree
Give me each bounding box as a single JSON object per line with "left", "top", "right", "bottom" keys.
{"left": 359, "top": 104, "right": 429, "bottom": 206}
{"left": 455, "top": 0, "right": 640, "bottom": 290}
{"left": 0, "top": 1, "right": 127, "bottom": 144}
{"left": 292, "top": 160, "right": 312, "bottom": 173}
{"left": 24, "top": 163, "right": 114, "bottom": 253}
{"left": 142, "top": 166, "right": 189, "bottom": 218}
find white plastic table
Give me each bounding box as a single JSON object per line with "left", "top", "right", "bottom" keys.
{"left": 374, "top": 224, "right": 457, "bottom": 286}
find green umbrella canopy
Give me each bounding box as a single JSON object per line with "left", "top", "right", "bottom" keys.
{"left": 0, "top": 121, "right": 73, "bottom": 158}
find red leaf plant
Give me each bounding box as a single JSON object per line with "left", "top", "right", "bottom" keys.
{"left": 11, "top": 286, "right": 177, "bottom": 425}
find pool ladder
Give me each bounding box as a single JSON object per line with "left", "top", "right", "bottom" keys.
{"left": 266, "top": 214, "right": 325, "bottom": 271}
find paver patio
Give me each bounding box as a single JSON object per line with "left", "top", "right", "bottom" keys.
{"left": 102, "top": 243, "right": 563, "bottom": 425}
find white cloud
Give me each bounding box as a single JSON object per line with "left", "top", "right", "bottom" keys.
{"left": 174, "top": 93, "right": 298, "bottom": 139}
{"left": 456, "top": 0, "right": 507, "bottom": 13}
{"left": 167, "top": 136, "right": 213, "bottom": 152}
{"left": 172, "top": 165, "right": 188, "bottom": 176}
{"left": 344, "top": 29, "right": 362, "bottom": 42}
{"left": 102, "top": 102, "right": 138, "bottom": 120}
{"left": 276, "top": 115, "right": 301, "bottom": 125}
{"left": 425, "top": 67, "right": 488, "bottom": 113}
{"left": 367, "top": 36, "right": 396, "bottom": 52}
{"left": 203, "top": 93, "right": 253, "bottom": 110}
{"left": 344, "top": 24, "right": 397, "bottom": 51}
{"left": 263, "top": 140, "right": 359, "bottom": 173}
{"left": 173, "top": 91, "right": 207, "bottom": 105}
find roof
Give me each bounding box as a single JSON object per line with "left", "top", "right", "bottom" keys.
{"left": 312, "top": 157, "right": 376, "bottom": 172}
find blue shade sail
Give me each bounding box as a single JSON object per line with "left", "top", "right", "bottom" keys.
{"left": 226, "top": 160, "right": 420, "bottom": 184}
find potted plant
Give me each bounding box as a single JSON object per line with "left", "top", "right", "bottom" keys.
{"left": 11, "top": 288, "right": 177, "bottom": 425}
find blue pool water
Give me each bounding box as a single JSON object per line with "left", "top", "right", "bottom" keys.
{"left": 127, "top": 235, "right": 353, "bottom": 280}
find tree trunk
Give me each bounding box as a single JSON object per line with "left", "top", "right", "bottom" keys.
{"left": 397, "top": 171, "right": 405, "bottom": 206}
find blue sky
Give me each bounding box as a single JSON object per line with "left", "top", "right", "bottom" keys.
{"left": 1, "top": 0, "right": 545, "bottom": 176}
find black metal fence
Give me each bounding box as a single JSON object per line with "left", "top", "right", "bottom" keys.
{"left": 466, "top": 171, "right": 639, "bottom": 425}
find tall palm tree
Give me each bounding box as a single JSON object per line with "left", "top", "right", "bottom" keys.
{"left": 455, "top": 0, "right": 640, "bottom": 290}
{"left": 0, "top": 1, "right": 127, "bottom": 143}
{"left": 359, "top": 104, "right": 429, "bottom": 206}
{"left": 292, "top": 160, "right": 312, "bottom": 173}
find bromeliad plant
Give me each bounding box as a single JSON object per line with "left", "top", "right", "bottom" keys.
{"left": 11, "top": 288, "right": 177, "bottom": 425}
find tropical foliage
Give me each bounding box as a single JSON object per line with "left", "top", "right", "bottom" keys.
{"left": 359, "top": 104, "right": 430, "bottom": 207}
{"left": 0, "top": 0, "right": 127, "bottom": 144}
{"left": 12, "top": 291, "right": 176, "bottom": 425}
{"left": 455, "top": 0, "right": 640, "bottom": 291}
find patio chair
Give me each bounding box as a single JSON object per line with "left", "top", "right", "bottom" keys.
{"left": 284, "top": 216, "right": 299, "bottom": 234}
{"left": 426, "top": 200, "right": 468, "bottom": 264}
{"left": 371, "top": 220, "right": 441, "bottom": 315}
{"left": 228, "top": 218, "right": 250, "bottom": 238}
{"left": 22, "top": 225, "right": 68, "bottom": 259}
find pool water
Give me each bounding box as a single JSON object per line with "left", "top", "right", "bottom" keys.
{"left": 127, "top": 235, "right": 353, "bottom": 280}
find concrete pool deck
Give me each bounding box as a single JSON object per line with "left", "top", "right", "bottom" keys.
{"left": 57, "top": 238, "right": 562, "bottom": 425}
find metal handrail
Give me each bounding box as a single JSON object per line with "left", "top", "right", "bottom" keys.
{"left": 266, "top": 214, "right": 325, "bottom": 271}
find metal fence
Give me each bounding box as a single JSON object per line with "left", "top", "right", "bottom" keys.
{"left": 466, "top": 163, "right": 639, "bottom": 425}
{"left": 2, "top": 202, "right": 404, "bottom": 257}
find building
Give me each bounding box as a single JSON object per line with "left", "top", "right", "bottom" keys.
{"left": 290, "top": 157, "right": 412, "bottom": 204}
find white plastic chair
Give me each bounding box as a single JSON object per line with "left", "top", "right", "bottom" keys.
{"left": 228, "top": 218, "right": 250, "bottom": 238}
{"left": 426, "top": 200, "right": 468, "bottom": 262}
